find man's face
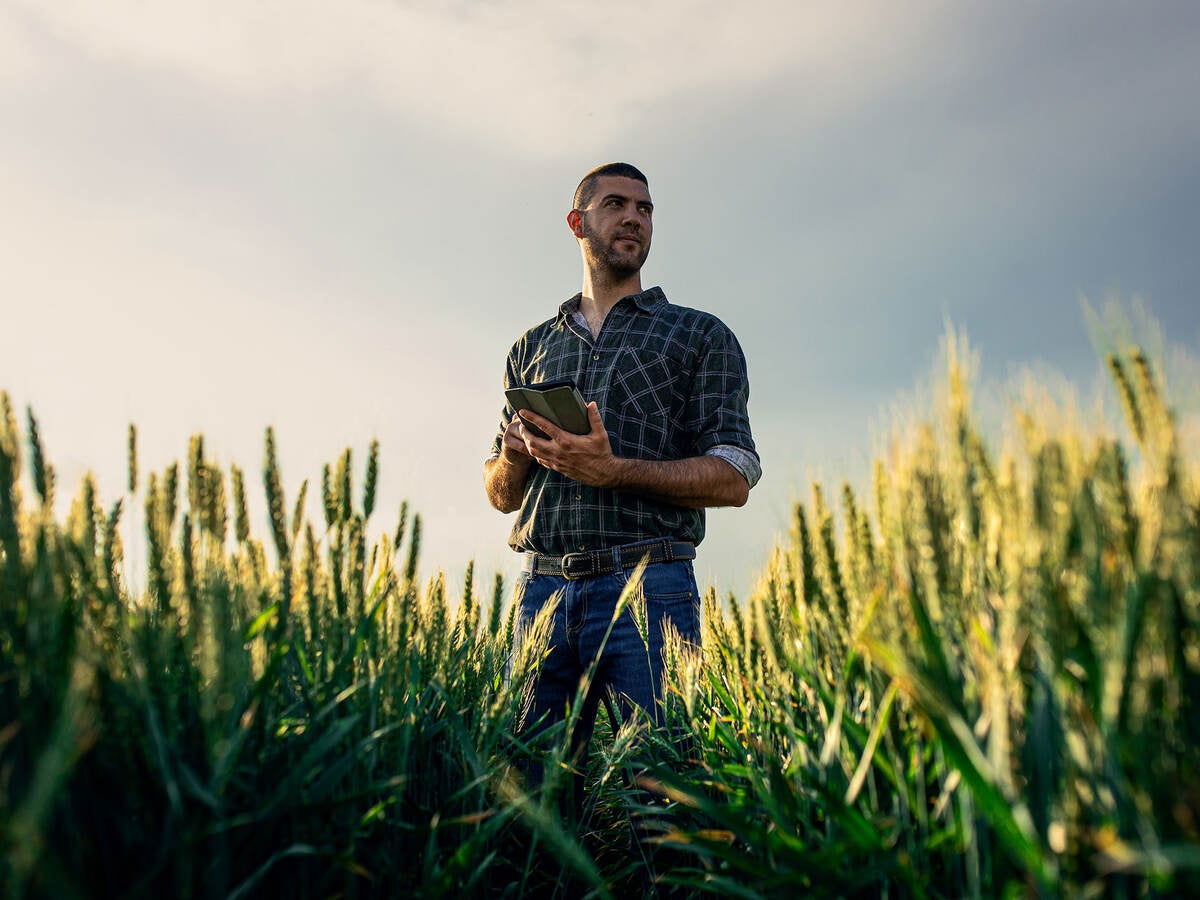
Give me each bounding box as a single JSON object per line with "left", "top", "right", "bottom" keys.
{"left": 576, "top": 176, "right": 654, "bottom": 277}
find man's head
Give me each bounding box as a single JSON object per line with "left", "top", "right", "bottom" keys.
{"left": 572, "top": 162, "right": 648, "bottom": 212}
{"left": 568, "top": 162, "right": 653, "bottom": 279}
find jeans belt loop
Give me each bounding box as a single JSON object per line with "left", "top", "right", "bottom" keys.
{"left": 664, "top": 537, "right": 676, "bottom": 563}
{"left": 611, "top": 545, "right": 622, "bottom": 572}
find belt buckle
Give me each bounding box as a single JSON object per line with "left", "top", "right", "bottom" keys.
{"left": 560, "top": 551, "right": 592, "bottom": 580}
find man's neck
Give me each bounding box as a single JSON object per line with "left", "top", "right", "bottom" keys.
{"left": 578, "top": 270, "right": 642, "bottom": 335}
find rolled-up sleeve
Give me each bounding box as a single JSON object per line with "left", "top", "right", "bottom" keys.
{"left": 707, "top": 444, "right": 762, "bottom": 489}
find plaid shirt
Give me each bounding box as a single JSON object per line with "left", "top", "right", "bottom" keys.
{"left": 489, "top": 287, "right": 761, "bottom": 555}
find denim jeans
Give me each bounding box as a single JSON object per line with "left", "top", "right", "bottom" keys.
{"left": 512, "top": 556, "right": 700, "bottom": 782}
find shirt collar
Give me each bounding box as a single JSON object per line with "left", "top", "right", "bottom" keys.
{"left": 555, "top": 286, "right": 667, "bottom": 326}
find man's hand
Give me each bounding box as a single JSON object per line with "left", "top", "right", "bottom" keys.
{"left": 518, "top": 402, "right": 616, "bottom": 487}
{"left": 483, "top": 414, "right": 536, "bottom": 513}
{"left": 500, "top": 414, "right": 534, "bottom": 463}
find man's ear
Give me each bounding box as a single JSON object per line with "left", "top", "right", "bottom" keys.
{"left": 566, "top": 209, "right": 583, "bottom": 238}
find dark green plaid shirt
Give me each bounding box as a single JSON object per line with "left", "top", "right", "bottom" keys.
{"left": 489, "top": 287, "right": 761, "bottom": 555}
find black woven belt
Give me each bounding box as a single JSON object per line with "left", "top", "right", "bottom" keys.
{"left": 525, "top": 538, "right": 696, "bottom": 581}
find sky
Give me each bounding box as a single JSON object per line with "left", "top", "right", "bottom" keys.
{"left": 2, "top": 1, "right": 1199, "bottom": 600}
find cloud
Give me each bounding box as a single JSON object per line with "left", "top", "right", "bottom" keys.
{"left": 0, "top": 6, "right": 40, "bottom": 83}
{"left": 4, "top": 0, "right": 929, "bottom": 158}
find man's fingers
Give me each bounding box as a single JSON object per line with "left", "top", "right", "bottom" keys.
{"left": 518, "top": 409, "right": 558, "bottom": 437}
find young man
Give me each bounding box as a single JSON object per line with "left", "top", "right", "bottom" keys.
{"left": 484, "top": 162, "right": 760, "bottom": 770}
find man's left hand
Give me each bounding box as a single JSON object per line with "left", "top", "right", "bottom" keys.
{"left": 518, "top": 402, "right": 617, "bottom": 488}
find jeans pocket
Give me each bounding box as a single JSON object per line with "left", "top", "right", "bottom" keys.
{"left": 512, "top": 572, "right": 537, "bottom": 636}
{"left": 512, "top": 569, "right": 531, "bottom": 607}
{"left": 639, "top": 562, "right": 700, "bottom": 646}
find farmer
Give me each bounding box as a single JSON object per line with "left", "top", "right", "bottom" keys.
{"left": 483, "top": 161, "right": 760, "bottom": 782}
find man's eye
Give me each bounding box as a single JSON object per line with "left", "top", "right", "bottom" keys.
{"left": 639, "top": 205, "right": 653, "bottom": 216}
{"left": 604, "top": 198, "right": 620, "bottom": 207}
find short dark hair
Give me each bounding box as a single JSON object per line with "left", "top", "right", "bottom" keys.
{"left": 573, "top": 162, "right": 649, "bottom": 210}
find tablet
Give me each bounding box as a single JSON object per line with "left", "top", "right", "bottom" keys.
{"left": 505, "top": 380, "right": 591, "bottom": 439}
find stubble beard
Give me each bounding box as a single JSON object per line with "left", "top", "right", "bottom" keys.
{"left": 581, "top": 225, "right": 649, "bottom": 281}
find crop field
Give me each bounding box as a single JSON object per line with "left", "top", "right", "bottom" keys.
{"left": 2, "top": 339, "right": 1198, "bottom": 898}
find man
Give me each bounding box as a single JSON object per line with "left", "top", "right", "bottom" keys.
{"left": 483, "top": 162, "right": 760, "bottom": 778}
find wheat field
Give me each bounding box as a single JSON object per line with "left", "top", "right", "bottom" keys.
{"left": 2, "top": 338, "right": 1198, "bottom": 898}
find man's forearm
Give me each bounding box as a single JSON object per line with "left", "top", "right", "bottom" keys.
{"left": 483, "top": 455, "right": 532, "bottom": 513}
{"left": 513, "top": 405, "right": 751, "bottom": 509}
{"left": 606, "top": 455, "right": 749, "bottom": 509}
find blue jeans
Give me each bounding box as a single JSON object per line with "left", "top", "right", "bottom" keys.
{"left": 512, "top": 557, "right": 700, "bottom": 784}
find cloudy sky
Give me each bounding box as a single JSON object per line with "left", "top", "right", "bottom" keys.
{"left": 2, "top": 1, "right": 1198, "bottom": 598}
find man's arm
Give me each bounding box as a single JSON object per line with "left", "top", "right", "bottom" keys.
{"left": 483, "top": 415, "right": 535, "bottom": 513}
{"left": 516, "top": 404, "right": 749, "bottom": 509}
{"left": 606, "top": 454, "right": 748, "bottom": 508}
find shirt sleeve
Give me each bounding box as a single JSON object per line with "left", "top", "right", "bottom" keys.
{"left": 706, "top": 444, "right": 762, "bottom": 489}
{"left": 684, "top": 323, "right": 761, "bottom": 487}
{"left": 488, "top": 343, "right": 523, "bottom": 461}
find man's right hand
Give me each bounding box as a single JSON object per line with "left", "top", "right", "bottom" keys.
{"left": 500, "top": 413, "right": 534, "bottom": 464}
{"left": 485, "top": 414, "right": 535, "bottom": 513}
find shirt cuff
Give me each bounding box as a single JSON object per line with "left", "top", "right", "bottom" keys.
{"left": 706, "top": 444, "right": 762, "bottom": 489}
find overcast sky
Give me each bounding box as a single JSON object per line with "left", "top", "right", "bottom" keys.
{"left": 2, "top": 1, "right": 1198, "bottom": 598}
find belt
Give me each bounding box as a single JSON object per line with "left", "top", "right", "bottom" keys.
{"left": 524, "top": 538, "right": 696, "bottom": 581}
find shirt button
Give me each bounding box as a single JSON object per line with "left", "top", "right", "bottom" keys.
{"left": 575, "top": 494, "right": 582, "bottom": 500}
{"left": 592, "top": 353, "right": 600, "bottom": 361}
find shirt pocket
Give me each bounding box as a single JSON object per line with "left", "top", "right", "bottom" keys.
{"left": 610, "top": 348, "right": 687, "bottom": 458}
